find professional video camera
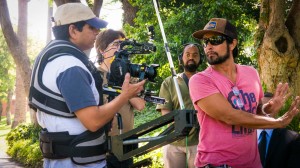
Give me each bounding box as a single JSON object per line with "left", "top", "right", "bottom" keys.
{"left": 101, "top": 26, "right": 164, "bottom": 105}
{"left": 108, "top": 39, "right": 158, "bottom": 87}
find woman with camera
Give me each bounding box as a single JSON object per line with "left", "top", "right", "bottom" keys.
{"left": 95, "top": 29, "right": 146, "bottom": 168}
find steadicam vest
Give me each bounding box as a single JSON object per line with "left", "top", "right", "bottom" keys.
{"left": 28, "top": 40, "right": 107, "bottom": 164}
{"left": 29, "top": 40, "right": 103, "bottom": 117}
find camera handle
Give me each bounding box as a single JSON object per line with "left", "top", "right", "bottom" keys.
{"left": 106, "top": 90, "right": 124, "bottom": 135}
{"left": 152, "top": 0, "right": 185, "bottom": 110}
{"left": 116, "top": 113, "right": 123, "bottom": 135}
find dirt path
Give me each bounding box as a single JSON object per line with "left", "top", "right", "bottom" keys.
{"left": 0, "top": 136, "right": 9, "bottom": 158}
{"left": 0, "top": 135, "right": 24, "bottom": 168}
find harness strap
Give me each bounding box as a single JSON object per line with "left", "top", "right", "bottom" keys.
{"left": 54, "top": 144, "right": 106, "bottom": 157}
{"left": 39, "top": 129, "right": 107, "bottom": 159}
{"left": 181, "top": 73, "right": 189, "bottom": 88}
{"left": 30, "top": 86, "right": 70, "bottom": 115}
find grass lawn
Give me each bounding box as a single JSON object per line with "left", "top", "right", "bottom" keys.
{"left": 0, "top": 117, "right": 11, "bottom": 154}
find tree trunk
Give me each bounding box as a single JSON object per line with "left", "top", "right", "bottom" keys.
{"left": 0, "top": 101, "right": 2, "bottom": 121}
{"left": 10, "top": 0, "right": 29, "bottom": 128}
{"left": 6, "top": 89, "right": 13, "bottom": 126}
{"left": 0, "top": 0, "right": 31, "bottom": 96}
{"left": 93, "top": 0, "right": 103, "bottom": 17}
{"left": 12, "top": 67, "right": 27, "bottom": 128}
{"left": 285, "top": 0, "right": 300, "bottom": 95}
{"left": 121, "top": 0, "right": 138, "bottom": 26}
{"left": 257, "top": 0, "right": 300, "bottom": 95}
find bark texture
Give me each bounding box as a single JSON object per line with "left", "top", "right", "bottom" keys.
{"left": 121, "top": 0, "right": 138, "bottom": 26}
{"left": 6, "top": 89, "right": 13, "bottom": 126}
{"left": 92, "top": 0, "right": 103, "bottom": 17}
{"left": 257, "top": 0, "right": 300, "bottom": 95}
{"left": 12, "top": 0, "right": 29, "bottom": 128}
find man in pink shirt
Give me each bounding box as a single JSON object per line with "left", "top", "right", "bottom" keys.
{"left": 189, "top": 18, "right": 300, "bottom": 168}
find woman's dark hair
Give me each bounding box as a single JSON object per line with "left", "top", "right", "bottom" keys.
{"left": 95, "top": 29, "right": 125, "bottom": 54}
{"left": 52, "top": 21, "right": 86, "bottom": 41}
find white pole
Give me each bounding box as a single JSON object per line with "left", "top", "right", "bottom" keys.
{"left": 152, "top": 0, "right": 185, "bottom": 109}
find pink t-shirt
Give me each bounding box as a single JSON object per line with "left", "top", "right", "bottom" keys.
{"left": 189, "top": 64, "right": 263, "bottom": 168}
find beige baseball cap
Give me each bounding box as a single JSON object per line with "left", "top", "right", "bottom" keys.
{"left": 193, "top": 18, "right": 237, "bottom": 40}
{"left": 53, "top": 3, "right": 107, "bottom": 29}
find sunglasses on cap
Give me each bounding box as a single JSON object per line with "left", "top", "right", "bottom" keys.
{"left": 201, "top": 35, "right": 228, "bottom": 47}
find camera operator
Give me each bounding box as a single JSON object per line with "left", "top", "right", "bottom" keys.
{"left": 95, "top": 29, "right": 146, "bottom": 168}
{"left": 28, "top": 3, "right": 145, "bottom": 168}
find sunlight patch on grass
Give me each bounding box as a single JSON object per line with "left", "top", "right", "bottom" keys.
{"left": 0, "top": 117, "right": 11, "bottom": 137}
{"left": 0, "top": 117, "right": 11, "bottom": 153}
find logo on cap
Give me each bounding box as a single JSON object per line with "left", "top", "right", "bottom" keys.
{"left": 207, "top": 21, "right": 217, "bottom": 30}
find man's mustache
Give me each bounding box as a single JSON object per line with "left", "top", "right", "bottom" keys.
{"left": 186, "top": 60, "right": 196, "bottom": 64}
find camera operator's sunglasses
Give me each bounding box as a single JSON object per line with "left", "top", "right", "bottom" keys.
{"left": 201, "top": 35, "right": 228, "bottom": 47}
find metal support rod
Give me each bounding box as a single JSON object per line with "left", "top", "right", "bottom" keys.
{"left": 109, "top": 109, "right": 197, "bottom": 161}
{"left": 123, "top": 135, "right": 166, "bottom": 145}
{"left": 152, "top": 0, "right": 185, "bottom": 109}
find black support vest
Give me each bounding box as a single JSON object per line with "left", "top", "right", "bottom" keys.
{"left": 28, "top": 40, "right": 107, "bottom": 164}
{"left": 29, "top": 40, "right": 103, "bottom": 117}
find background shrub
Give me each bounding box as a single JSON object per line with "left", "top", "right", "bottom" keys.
{"left": 6, "top": 124, "right": 43, "bottom": 167}
{"left": 133, "top": 104, "right": 165, "bottom": 168}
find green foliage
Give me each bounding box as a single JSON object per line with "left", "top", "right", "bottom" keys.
{"left": 6, "top": 124, "right": 41, "bottom": 148}
{"left": 7, "top": 139, "right": 43, "bottom": 168}
{"left": 134, "top": 104, "right": 165, "bottom": 168}
{"left": 134, "top": 104, "right": 160, "bottom": 127}
{"left": 6, "top": 124, "right": 43, "bottom": 167}
{"left": 0, "top": 29, "right": 15, "bottom": 100}
{"left": 133, "top": 104, "right": 164, "bottom": 167}
{"left": 134, "top": 104, "right": 167, "bottom": 139}
{"left": 133, "top": 147, "right": 163, "bottom": 168}
{"left": 27, "top": 38, "right": 45, "bottom": 64}
{"left": 278, "top": 98, "right": 300, "bottom": 132}
{"left": 0, "top": 27, "right": 41, "bottom": 101}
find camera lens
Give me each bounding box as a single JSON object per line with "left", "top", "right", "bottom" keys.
{"left": 129, "top": 64, "right": 141, "bottom": 78}
{"left": 145, "top": 64, "right": 159, "bottom": 82}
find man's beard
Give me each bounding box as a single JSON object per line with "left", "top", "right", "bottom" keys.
{"left": 207, "top": 45, "right": 230, "bottom": 65}
{"left": 183, "top": 60, "right": 199, "bottom": 72}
